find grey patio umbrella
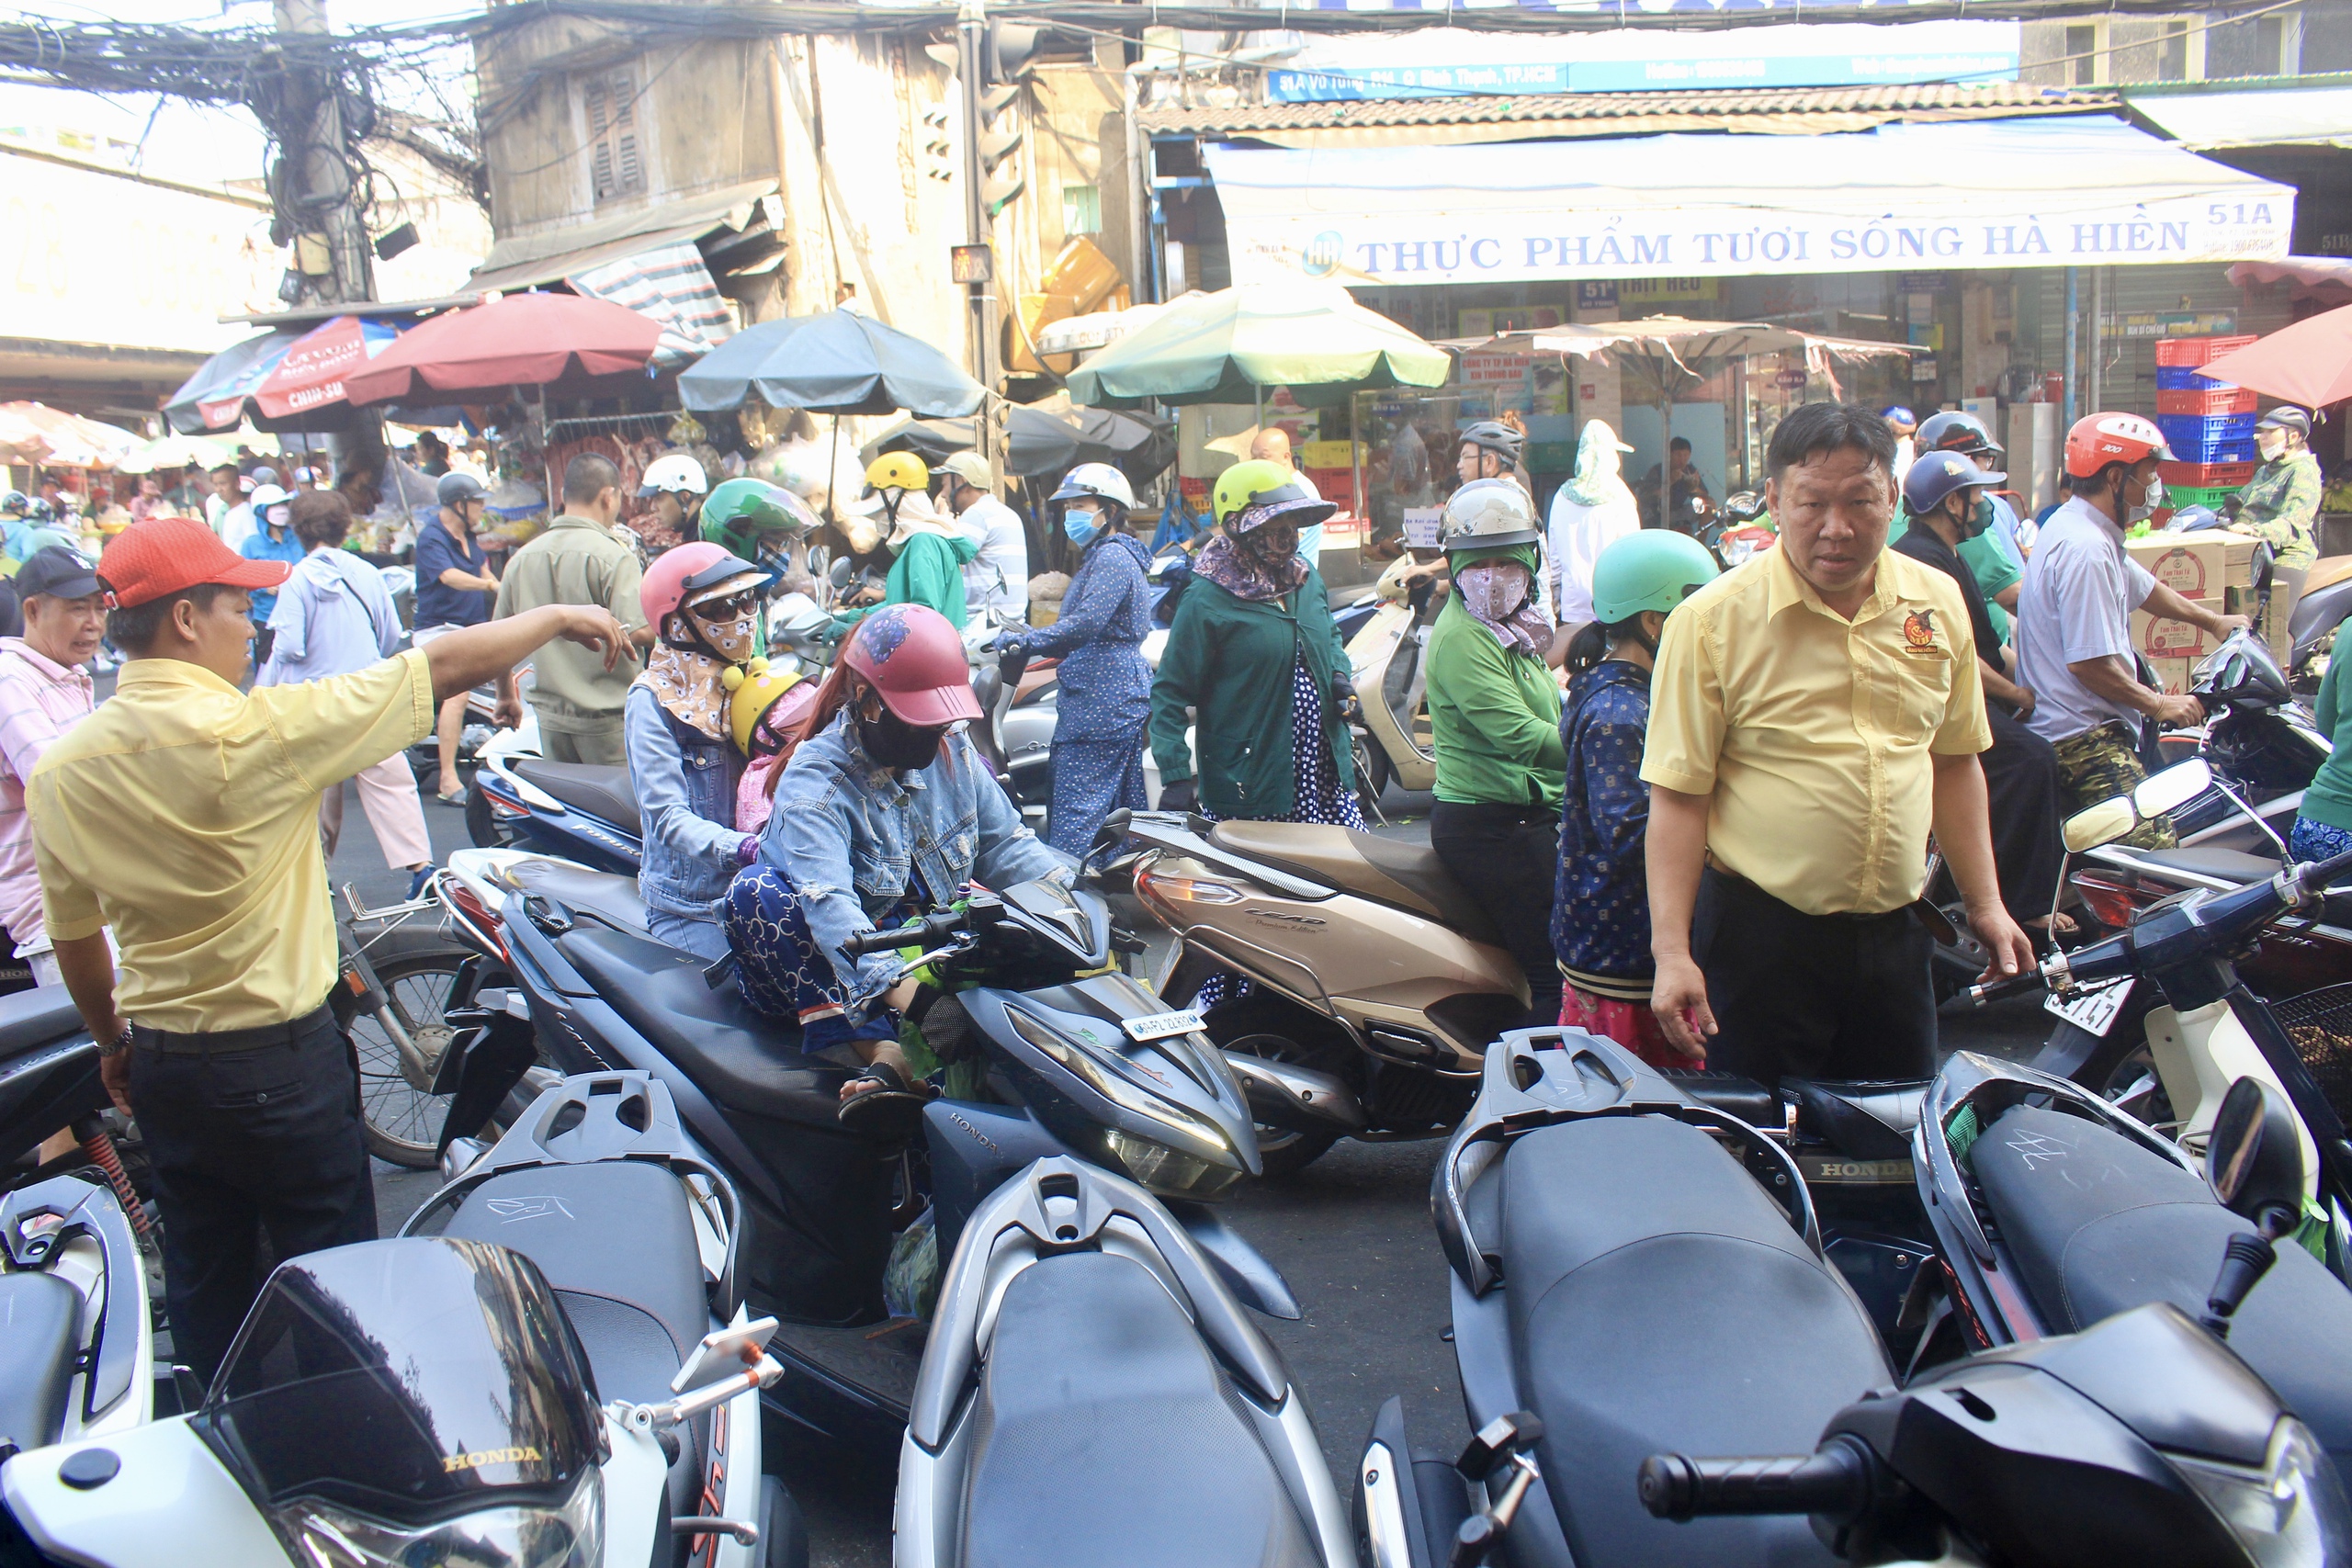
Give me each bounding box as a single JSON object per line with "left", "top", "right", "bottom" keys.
{"left": 679, "top": 309, "right": 984, "bottom": 417}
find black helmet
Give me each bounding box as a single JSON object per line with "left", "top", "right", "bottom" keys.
{"left": 1458, "top": 420, "right": 1523, "bottom": 465}
{"left": 1917, "top": 410, "right": 2001, "bottom": 460}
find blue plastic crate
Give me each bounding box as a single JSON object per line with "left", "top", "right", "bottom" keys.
{"left": 2158, "top": 411, "right": 2256, "bottom": 442}
{"left": 2158, "top": 429, "right": 2259, "bottom": 464}
{"left": 2157, "top": 366, "right": 2237, "bottom": 391}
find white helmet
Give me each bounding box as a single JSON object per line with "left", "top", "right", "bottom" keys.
{"left": 1050, "top": 462, "right": 1136, "bottom": 513}
{"left": 639, "top": 453, "right": 709, "bottom": 499}
{"left": 1441, "top": 477, "right": 1540, "bottom": 554}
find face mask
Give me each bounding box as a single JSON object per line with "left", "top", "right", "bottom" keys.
{"left": 856, "top": 696, "right": 948, "bottom": 772}
{"left": 2141, "top": 475, "right": 2166, "bottom": 513}
{"left": 1456, "top": 560, "right": 1531, "bottom": 622}
{"left": 1960, "top": 495, "right": 1993, "bottom": 539}
{"left": 687, "top": 592, "right": 760, "bottom": 664}
{"left": 2259, "top": 432, "right": 2289, "bottom": 461}
{"left": 266, "top": 503, "right": 290, "bottom": 528}
{"left": 1064, "top": 505, "right": 1103, "bottom": 547}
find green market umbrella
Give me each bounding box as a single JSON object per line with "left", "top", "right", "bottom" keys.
{"left": 1065, "top": 283, "right": 1450, "bottom": 409}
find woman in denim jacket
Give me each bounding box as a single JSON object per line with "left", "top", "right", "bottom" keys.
{"left": 725, "top": 604, "right": 1069, "bottom": 1136}
{"left": 626, "top": 543, "right": 774, "bottom": 959}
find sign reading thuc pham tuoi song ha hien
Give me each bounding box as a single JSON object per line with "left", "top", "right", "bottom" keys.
{"left": 1210, "top": 119, "right": 2294, "bottom": 289}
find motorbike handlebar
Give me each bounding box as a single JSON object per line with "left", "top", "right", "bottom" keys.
{"left": 1638, "top": 1441, "right": 1873, "bottom": 1522}
{"left": 1968, "top": 968, "right": 2050, "bottom": 1008}
{"left": 840, "top": 909, "right": 967, "bottom": 958}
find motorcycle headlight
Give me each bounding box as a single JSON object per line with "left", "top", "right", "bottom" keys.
{"left": 1104, "top": 1127, "right": 1247, "bottom": 1201}
{"left": 2170, "top": 1418, "right": 2352, "bottom": 1568}
{"left": 1004, "top": 1006, "right": 1231, "bottom": 1157}
{"left": 268, "top": 1463, "right": 601, "bottom": 1568}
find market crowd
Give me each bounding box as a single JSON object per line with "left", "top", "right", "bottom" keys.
{"left": 0, "top": 390, "right": 2329, "bottom": 1382}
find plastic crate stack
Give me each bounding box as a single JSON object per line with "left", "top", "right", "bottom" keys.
{"left": 2154, "top": 334, "right": 2260, "bottom": 511}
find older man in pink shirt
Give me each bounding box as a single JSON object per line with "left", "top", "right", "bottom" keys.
{"left": 0, "top": 547, "right": 107, "bottom": 987}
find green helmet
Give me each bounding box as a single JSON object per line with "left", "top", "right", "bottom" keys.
{"left": 1213, "top": 458, "right": 1334, "bottom": 533}
{"left": 700, "top": 478, "right": 820, "bottom": 559}
{"left": 1590, "top": 530, "right": 1718, "bottom": 624}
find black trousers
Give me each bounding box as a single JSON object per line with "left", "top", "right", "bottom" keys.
{"left": 1982, "top": 705, "right": 2068, "bottom": 925}
{"left": 1692, "top": 869, "right": 1937, "bottom": 1090}
{"left": 1430, "top": 800, "right": 1565, "bottom": 1029}
{"left": 130, "top": 1003, "right": 378, "bottom": 1383}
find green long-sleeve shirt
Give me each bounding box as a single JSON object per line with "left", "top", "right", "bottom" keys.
{"left": 831, "top": 530, "right": 978, "bottom": 636}
{"left": 1424, "top": 592, "right": 1565, "bottom": 807}
{"left": 2238, "top": 450, "right": 2323, "bottom": 572}
{"left": 2301, "top": 654, "right": 2352, "bottom": 833}
{"left": 1149, "top": 570, "right": 1351, "bottom": 819}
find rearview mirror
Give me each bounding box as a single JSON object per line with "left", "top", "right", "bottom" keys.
{"left": 2207, "top": 1077, "right": 2305, "bottom": 1232}
{"left": 2064, "top": 797, "right": 2137, "bottom": 853}
{"left": 2134, "top": 759, "right": 2212, "bottom": 820}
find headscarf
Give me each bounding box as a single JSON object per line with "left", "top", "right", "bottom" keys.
{"left": 633, "top": 577, "right": 763, "bottom": 742}
{"left": 1560, "top": 419, "right": 1636, "bottom": 510}
{"left": 1193, "top": 530, "right": 1308, "bottom": 602}
{"left": 1451, "top": 543, "right": 1551, "bottom": 657}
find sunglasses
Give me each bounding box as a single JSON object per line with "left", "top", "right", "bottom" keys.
{"left": 689, "top": 591, "right": 761, "bottom": 622}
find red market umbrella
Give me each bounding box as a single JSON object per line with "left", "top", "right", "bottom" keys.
{"left": 344, "top": 292, "right": 662, "bottom": 406}
{"left": 2199, "top": 303, "right": 2352, "bottom": 411}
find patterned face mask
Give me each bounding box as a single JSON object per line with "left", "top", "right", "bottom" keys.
{"left": 687, "top": 589, "right": 761, "bottom": 664}
{"left": 1455, "top": 560, "right": 1530, "bottom": 622}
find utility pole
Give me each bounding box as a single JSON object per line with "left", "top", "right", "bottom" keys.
{"left": 276, "top": 0, "right": 374, "bottom": 307}
{"left": 954, "top": 0, "right": 998, "bottom": 479}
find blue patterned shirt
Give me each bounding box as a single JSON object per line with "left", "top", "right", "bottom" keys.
{"left": 1551, "top": 659, "right": 1657, "bottom": 997}
{"left": 1016, "top": 533, "right": 1153, "bottom": 739}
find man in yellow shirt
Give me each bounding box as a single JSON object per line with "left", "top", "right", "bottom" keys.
{"left": 1640, "top": 403, "right": 2033, "bottom": 1087}
{"left": 29, "top": 517, "right": 629, "bottom": 1380}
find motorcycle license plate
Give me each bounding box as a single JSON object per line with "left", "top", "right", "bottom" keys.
{"left": 1124, "top": 1009, "right": 1206, "bottom": 1043}
{"left": 2044, "top": 977, "right": 2133, "bottom": 1038}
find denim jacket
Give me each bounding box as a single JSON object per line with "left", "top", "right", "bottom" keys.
{"left": 762, "top": 709, "right": 1071, "bottom": 1013}
{"left": 625, "top": 685, "right": 750, "bottom": 921}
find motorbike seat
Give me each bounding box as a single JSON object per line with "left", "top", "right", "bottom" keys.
{"left": 506, "top": 857, "right": 651, "bottom": 936}
{"left": 2107, "top": 844, "right": 2280, "bottom": 887}
{"left": 961, "top": 1249, "right": 1317, "bottom": 1568}
{"left": 555, "top": 925, "right": 853, "bottom": 1130}
{"left": 0, "top": 1270, "right": 77, "bottom": 1451}
{"left": 512, "top": 760, "right": 641, "bottom": 839}
{"left": 1205, "top": 821, "right": 1501, "bottom": 945}
{"left": 1499, "top": 1116, "right": 1888, "bottom": 1568}
{"left": 1786, "top": 1078, "right": 1927, "bottom": 1163}
{"left": 0, "top": 986, "right": 85, "bottom": 1066}
{"left": 1972, "top": 1105, "right": 2352, "bottom": 1481}
{"left": 440, "top": 1161, "right": 709, "bottom": 1406}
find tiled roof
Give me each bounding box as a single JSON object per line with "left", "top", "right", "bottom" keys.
{"left": 1139, "top": 81, "right": 2120, "bottom": 137}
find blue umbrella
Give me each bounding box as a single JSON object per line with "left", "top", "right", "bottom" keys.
{"left": 679, "top": 309, "right": 983, "bottom": 417}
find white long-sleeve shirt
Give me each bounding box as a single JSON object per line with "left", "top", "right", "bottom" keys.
{"left": 1547, "top": 484, "right": 1639, "bottom": 626}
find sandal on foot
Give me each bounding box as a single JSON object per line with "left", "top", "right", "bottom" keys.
{"left": 837, "top": 1060, "right": 932, "bottom": 1141}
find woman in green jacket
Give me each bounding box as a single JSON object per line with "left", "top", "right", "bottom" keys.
{"left": 1425, "top": 477, "right": 1566, "bottom": 1026}
{"left": 1150, "top": 458, "right": 1355, "bottom": 829}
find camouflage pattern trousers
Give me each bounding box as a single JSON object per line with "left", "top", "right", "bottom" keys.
{"left": 2050, "top": 719, "right": 2176, "bottom": 850}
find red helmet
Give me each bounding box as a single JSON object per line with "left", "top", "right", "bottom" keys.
{"left": 2065, "top": 412, "right": 2174, "bottom": 479}
{"left": 639, "top": 541, "right": 767, "bottom": 632}
{"left": 841, "top": 604, "right": 982, "bottom": 727}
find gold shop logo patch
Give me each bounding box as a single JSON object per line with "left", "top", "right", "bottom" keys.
{"left": 1900, "top": 608, "right": 1948, "bottom": 657}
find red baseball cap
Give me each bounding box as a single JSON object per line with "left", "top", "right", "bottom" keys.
{"left": 98, "top": 517, "right": 293, "bottom": 608}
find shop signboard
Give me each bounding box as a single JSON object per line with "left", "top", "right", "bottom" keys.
{"left": 1209, "top": 123, "right": 2296, "bottom": 288}
{"left": 1459, "top": 350, "right": 1531, "bottom": 387}
{"left": 1620, "top": 278, "right": 1718, "bottom": 305}
{"left": 1577, "top": 281, "right": 1618, "bottom": 310}
{"left": 2107, "top": 310, "right": 2237, "bottom": 339}
{"left": 1402, "top": 508, "right": 1443, "bottom": 549}
{"left": 1264, "top": 20, "right": 2018, "bottom": 101}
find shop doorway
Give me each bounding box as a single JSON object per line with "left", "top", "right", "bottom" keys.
{"left": 1621, "top": 403, "right": 1728, "bottom": 528}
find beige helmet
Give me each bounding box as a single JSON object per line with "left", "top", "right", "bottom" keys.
{"left": 1440, "top": 477, "right": 1541, "bottom": 556}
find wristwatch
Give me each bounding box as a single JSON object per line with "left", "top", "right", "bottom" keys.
{"left": 95, "top": 1022, "right": 132, "bottom": 1059}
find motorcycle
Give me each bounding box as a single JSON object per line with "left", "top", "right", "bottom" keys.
{"left": 2019, "top": 757, "right": 2352, "bottom": 1219}
{"left": 0, "top": 1174, "right": 152, "bottom": 1458}
{"left": 895, "top": 1155, "right": 1354, "bottom": 1568}
{"left": 1118, "top": 808, "right": 1520, "bottom": 1176}
{"left": 489, "top": 851, "right": 1283, "bottom": 1459}
{"left": 2, "top": 1069, "right": 803, "bottom": 1568}
{"left": 1344, "top": 569, "right": 1438, "bottom": 812}
{"left": 1698, "top": 490, "right": 1776, "bottom": 569}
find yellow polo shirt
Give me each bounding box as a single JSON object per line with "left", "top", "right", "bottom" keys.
{"left": 1641, "top": 544, "right": 1990, "bottom": 917}
{"left": 28, "top": 650, "right": 435, "bottom": 1032}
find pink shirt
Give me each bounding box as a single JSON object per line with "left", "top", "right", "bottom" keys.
{"left": 737, "top": 753, "right": 781, "bottom": 836}
{"left": 0, "top": 639, "right": 94, "bottom": 946}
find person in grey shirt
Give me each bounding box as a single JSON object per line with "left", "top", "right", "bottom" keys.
{"left": 2016, "top": 412, "right": 2246, "bottom": 847}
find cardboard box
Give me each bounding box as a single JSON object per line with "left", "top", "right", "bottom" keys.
{"left": 2133, "top": 604, "right": 2220, "bottom": 661}
{"left": 1301, "top": 440, "right": 1362, "bottom": 470}
{"left": 2123, "top": 534, "right": 2259, "bottom": 603}
{"left": 2145, "top": 657, "right": 2195, "bottom": 695}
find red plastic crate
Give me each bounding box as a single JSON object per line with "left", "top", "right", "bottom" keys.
{"left": 2158, "top": 459, "right": 2255, "bottom": 489}
{"left": 2154, "top": 333, "right": 2257, "bottom": 367}
{"left": 2156, "top": 385, "right": 2258, "bottom": 416}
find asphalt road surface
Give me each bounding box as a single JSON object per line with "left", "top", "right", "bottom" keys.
{"left": 341, "top": 778, "right": 2052, "bottom": 1568}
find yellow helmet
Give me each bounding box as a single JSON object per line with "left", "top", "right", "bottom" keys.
{"left": 1213, "top": 457, "right": 1337, "bottom": 533}
{"left": 723, "top": 656, "right": 806, "bottom": 754}
{"left": 865, "top": 451, "right": 931, "bottom": 495}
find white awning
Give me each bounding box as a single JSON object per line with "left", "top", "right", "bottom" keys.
{"left": 2129, "top": 85, "right": 2352, "bottom": 150}
{"left": 1207, "top": 117, "right": 2293, "bottom": 288}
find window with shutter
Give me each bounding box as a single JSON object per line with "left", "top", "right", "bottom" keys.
{"left": 582, "top": 68, "right": 647, "bottom": 205}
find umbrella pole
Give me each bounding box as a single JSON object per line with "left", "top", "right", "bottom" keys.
{"left": 826, "top": 412, "right": 842, "bottom": 526}
{"left": 1658, "top": 370, "right": 1672, "bottom": 533}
